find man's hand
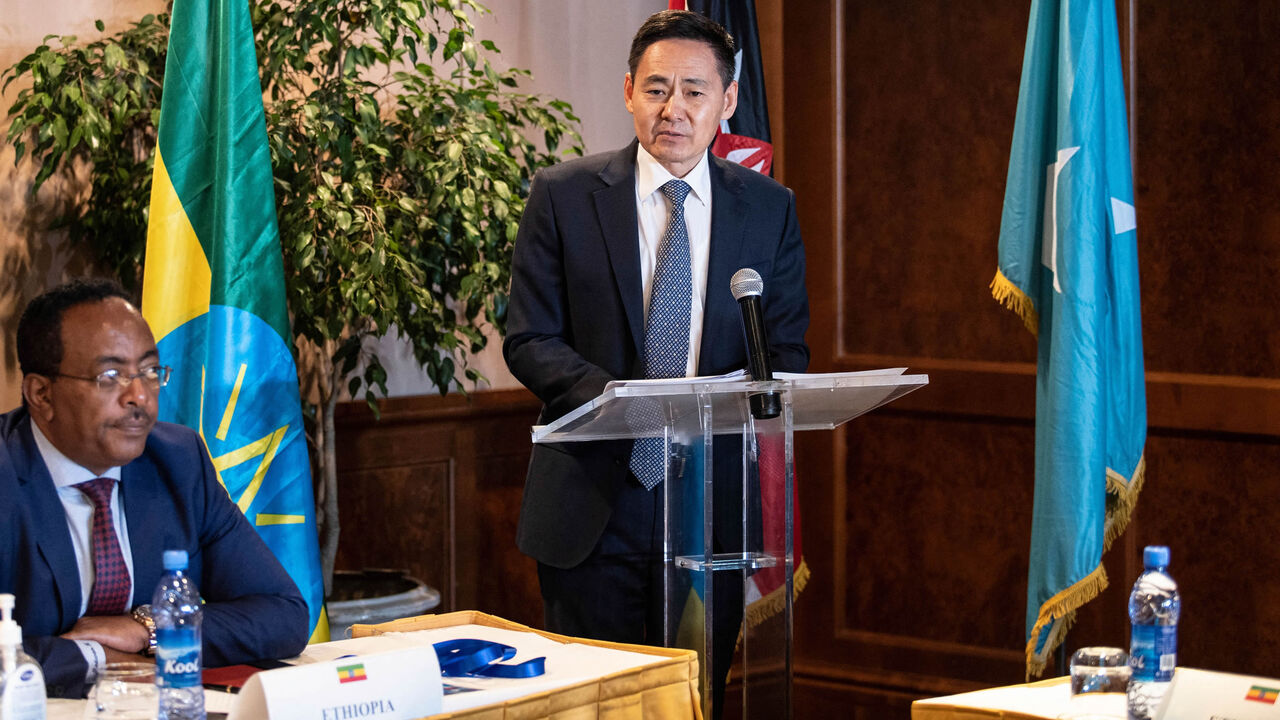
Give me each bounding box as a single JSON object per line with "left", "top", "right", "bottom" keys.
{"left": 103, "top": 647, "right": 153, "bottom": 666}
{"left": 61, "top": 615, "right": 149, "bottom": 653}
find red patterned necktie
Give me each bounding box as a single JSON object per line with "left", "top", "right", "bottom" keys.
{"left": 73, "top": 478, "right": 132, "bottom": 615}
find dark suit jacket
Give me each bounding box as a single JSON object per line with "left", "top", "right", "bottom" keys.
{"left": 0, "top": 408, "right": 309, "bottom": 697}
{"left": 503, "top": 141, "right": 810, "bottom": 569}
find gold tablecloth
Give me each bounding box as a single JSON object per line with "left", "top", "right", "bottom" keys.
{"left": 352, "top": 611, "right": 703, "bottom": 720}
{"left": 911, "top": 676, "right": 1080, "bottom": 720}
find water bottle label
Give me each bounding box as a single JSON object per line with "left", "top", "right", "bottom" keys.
{"left": 156, "top": 627, "right": 202, "bottom": 688}
{"left": 1130, "top": 624, "right": 1176, "bottom": 682}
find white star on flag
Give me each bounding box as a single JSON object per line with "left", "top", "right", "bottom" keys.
{"left": 1042, "top": 146, "right": 1079, "bottom": 294}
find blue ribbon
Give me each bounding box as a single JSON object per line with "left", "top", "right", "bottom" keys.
{"left": 433, "top": 639, "right": 546, "bottom": 679}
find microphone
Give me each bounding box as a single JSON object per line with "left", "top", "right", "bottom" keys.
{"left": 731, "top": 268, "right": 781, "bottom": 420}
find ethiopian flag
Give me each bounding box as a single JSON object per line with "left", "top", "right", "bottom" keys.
{"left": 141, "top": 0, "right": 327, "bottom": 641}
{"left": 992, "top": 0, "right": 1146, "bottom": 677}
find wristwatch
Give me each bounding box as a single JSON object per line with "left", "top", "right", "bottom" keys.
{"left": 131, "top": 604, "right": 157, "bottom": 656}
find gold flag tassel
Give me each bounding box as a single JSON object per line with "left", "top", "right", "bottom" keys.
{"left": 742, "top": 559, "right": 812, "bottom": 631}
{"left": 1104, "top": 454, "right": 1146, "bottom": 549}
{"left": 1024, "top": 562, "right": 1109, "bottom": 679}
{"left": 990, "top": 268, "right": 1040, "bottom": 337}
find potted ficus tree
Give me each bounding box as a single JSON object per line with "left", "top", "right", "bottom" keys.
{"left": 3, "top": 0, "right": 582, "bottom": 609}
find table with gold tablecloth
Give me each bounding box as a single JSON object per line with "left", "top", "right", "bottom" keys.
{"left": 912, "top": 676, "right": 1098, "bottom": 720}
{"left": 50, "top": 610, "right": 701, "bottom": 720}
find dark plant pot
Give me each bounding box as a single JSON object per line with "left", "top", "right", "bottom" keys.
{"left": 326, "top": 569, "right": 440, "bottom": 640}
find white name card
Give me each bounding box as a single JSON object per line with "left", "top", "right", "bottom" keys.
{"left": 229, "top": 647, "right": 443, "bottom": 720}
{"left": 1157, "top": 667, "right": 1280, "bottom": 720}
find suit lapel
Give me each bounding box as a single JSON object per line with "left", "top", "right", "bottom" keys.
{"left": 594, "top": 141, "right": 645, "bottom": 355}
{"left": 121, "top": 454, "right": 164, "bottom": 608}
{"left": 700, "top": 157, "right": 749, "bottom": 374}
{"left": 10, "top": 417, "right": 83, "bottom": 625}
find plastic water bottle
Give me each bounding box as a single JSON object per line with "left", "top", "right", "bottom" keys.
{"left": 1127, "top": 545, "right": 1180, "bottom": 720}
{"left": 153, "top": 550, "right": 205, "bottom": 720}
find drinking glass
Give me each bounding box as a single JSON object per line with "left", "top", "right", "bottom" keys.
{"left": 87, "top": 662, "right": 158, "bottom": 719}
{"left": 1058, "top": 647, "right": 1130, "bottom": 720}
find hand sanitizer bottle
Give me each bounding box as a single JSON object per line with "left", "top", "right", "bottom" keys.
{"left": 0, "top": 593, "right": 46, "bottom": 720}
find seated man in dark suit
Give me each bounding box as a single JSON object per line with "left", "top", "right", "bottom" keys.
{"left": 0, "top": 278, "right": 309, "bottom": 697}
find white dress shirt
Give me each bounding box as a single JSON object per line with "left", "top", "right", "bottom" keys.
{"left": 634, "top": 144, "right": 713, "bottom": 376}
{"left": 30, "top": 422, "right": 133, "bottom": 681}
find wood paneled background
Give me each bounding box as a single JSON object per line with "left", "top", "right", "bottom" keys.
{"left": 333, "top": 2, "right": 1280, "bottom": 718}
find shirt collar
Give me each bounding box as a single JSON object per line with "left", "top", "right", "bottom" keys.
{"left": 635, "top": 143, "right": 712, "bottom": 208}
{"left": 30, "top": 421, "right": 122, "bottom": 488}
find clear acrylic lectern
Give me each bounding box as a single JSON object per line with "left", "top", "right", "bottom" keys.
{"left": 531, "top": 369, "right": 928, "bottom": 719}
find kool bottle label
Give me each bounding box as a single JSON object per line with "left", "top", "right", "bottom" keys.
{"left": 1129, "top": 624, "right": 1177, "bottom": 682}
{"left": 156, "top": 628, "right": 202, "bottom": 688}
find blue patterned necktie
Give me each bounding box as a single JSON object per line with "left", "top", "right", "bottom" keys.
{"left": 629, "top": 179, "right": 693, "bottom": 490}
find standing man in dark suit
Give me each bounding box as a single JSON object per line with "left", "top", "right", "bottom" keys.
{"left": 503, "top": 9, "right": 809, "bottom": 706}
{"left": 0, "top": 279, "right": 309, "bottom": 697}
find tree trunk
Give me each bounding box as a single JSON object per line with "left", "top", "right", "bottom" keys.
{"left": 319, "top": 385, "right": 340, "bottom": 598}
{"left": 311, "top": 345, "right": 341, "bottom": 599}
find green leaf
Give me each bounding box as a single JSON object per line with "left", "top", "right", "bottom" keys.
{"left": 103, "top": 43, "right": 126, "bottom": 69}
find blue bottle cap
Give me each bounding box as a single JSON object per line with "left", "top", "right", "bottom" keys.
{"left": 1143, "top": 545, "right": 1170, "bottom": 568}
{"left": 163, "top": 549, "right": 189, "bottom": 571}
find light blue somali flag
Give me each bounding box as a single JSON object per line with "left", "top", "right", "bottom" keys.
{"left": 991, "top": 0, "right": 1146, "bottom": 678}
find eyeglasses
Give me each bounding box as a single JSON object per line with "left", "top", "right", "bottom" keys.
{"left": 51, "top": 366, "right": 173, "bottom": 392}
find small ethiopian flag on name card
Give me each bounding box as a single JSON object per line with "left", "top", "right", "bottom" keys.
{"left": 1246, "top": 685, "right": 1279, "bottom": 704}
{"left": 337, "top": 663, "right": 368, "bottom": 684}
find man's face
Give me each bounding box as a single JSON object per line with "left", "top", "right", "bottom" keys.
{"left": 625, "top": 38, "right": 738, "bottom": 178}
{"left": 24, "top": 297, "right": 160, "bottom": 475}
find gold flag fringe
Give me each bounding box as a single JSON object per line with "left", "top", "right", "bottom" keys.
{"left": 1105, "top": 453, "right": 1146, "bottom": 549}
{"left": 735, "top": 560, "right": 812, "bottom": 651}
{"left": 742, "top": 559, "right": 811, "bottom": 631}
{"left": 995, "top": 261, "right": 1146, "bottom": 677}
{"left": 990, "top": 268, "right": 1040, "bottom": 336}
{"left": 1025, "top": 562, "right": 1108, "bottom": 679}
{"left": 1024, "top": 454, "right": 1144, "bottom": 678}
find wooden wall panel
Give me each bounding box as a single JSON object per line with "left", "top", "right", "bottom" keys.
{"left": 783, "top": 0, "right": 1280, "bottom": 717}
{"left": 332, "top": 462, "right": 452, "bottom": 609}
{"left": 1134, "top": 2, "right": 1280, "bottom": 379}
{"left": 840, "top": 414, "right": 1030, "bottom": 659}
{"left": 468, "top": 419, "right": 543, "bottom": 629}
{"left": 332, "top": 390, "right": 541, "bottom": 623}
{"left": 840, "top": 1, "right": 1030, "bottom": 363}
